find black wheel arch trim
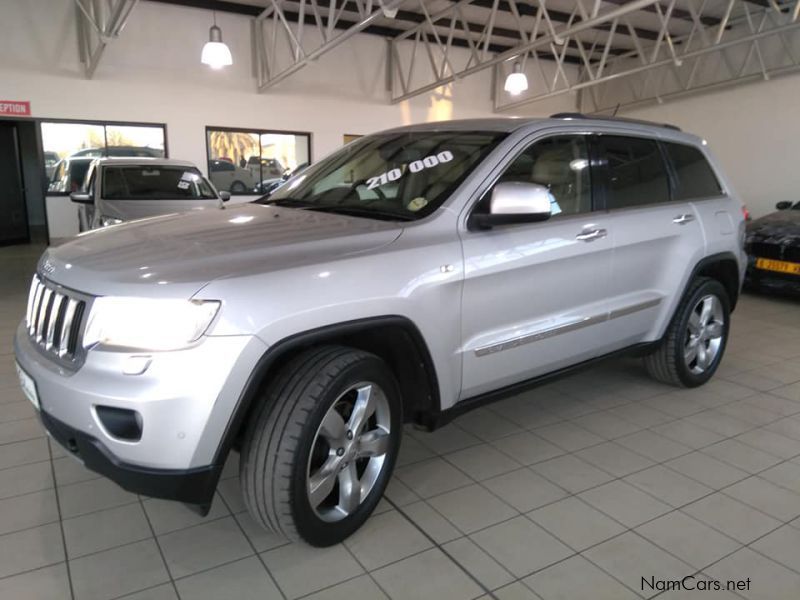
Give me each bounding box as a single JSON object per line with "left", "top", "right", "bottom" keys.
{"left": 210, "top": 315, "right": 441, "bottom": 468}
{"left": 684, "top": 251, "right": 741, "bottom": 311}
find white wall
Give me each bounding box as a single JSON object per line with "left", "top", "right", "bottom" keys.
{"left": 0, "top": 0, "right": 575, "bottom": 238}
{"left": 620, "top": 74, "right": 800, "bottom": 219}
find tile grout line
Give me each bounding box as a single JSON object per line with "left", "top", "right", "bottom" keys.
{"left": 215, "top": 490, "right": 289, "bottom": 600}
{"left": 137, "top": 494, "right": 182, "bottom": 599}
{"left": 394, "top": 398, "right": 800, "bottom": 595}
{"left": 45, "top": 436, "right": 76, "bottom": 600}
{"left": 384, "top": 496, "right": 497, "bottom": 599}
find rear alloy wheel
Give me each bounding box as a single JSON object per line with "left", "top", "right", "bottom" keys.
{"left": 240, "top": 346, "right": 402, "bottom": 546}
{"left": 644, "top": 277, "right": 730, "bottom": 387}
{"left": 684, "top": 294, "right": 725, "bottom": 376}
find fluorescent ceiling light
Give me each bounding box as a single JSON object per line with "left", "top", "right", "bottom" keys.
{"left": 504, "top": 62, "right": 528, "bottom": 96}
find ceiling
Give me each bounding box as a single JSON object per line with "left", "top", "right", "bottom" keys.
{"left": 147, "top": 0, "right": 767, "bottom": 65}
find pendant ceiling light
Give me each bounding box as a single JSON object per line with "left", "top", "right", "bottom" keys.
{"left": 201, "top": 12, "right": 232, "bottom": 69}
{"left": 504, "top": 62, "right": 528, "bottom": 96}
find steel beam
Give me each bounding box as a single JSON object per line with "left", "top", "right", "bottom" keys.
{"left": 255, "top": 0, "right": 405, "bottom": 90}
{"left": 74, "top": 0, "right": 139, "bottom": 78}
{"left": 390, "top": 0, "right": 661, "bottom": 104}
{"left": 494, "top": 0, "right": 800, "bottom": 113}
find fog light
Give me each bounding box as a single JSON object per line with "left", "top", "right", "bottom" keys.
{"left": 95, "top": 406, "right": 143, "bottom": 442}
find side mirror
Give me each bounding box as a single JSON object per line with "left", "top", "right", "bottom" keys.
{"left": 219, "top": 191, "right": 231, "bottom": 202}
{"left": 469, "top": 182, "right": 553, "bottom": 229}
{"left": 776, "top": 201, "right": 792, "bottom": 210}
{"left": 70, "top": 191, "right": 93, "bottom": 204}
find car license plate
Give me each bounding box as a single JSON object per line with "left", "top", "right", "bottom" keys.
{"left": 755, "top": 258, "right": 800, "bottom": 275}
{"left": 15, "top": 362, "right": 40, "bottom": 411}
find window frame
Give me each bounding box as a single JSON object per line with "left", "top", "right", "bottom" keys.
{"left": 466, "top": 133, "right": 602, "bottom": 231}
{"left": 41, "top": 118, "right": 168, "bottom": 196}
{"left": 588, "top": 133, "right": 675, "bottom": 212}
{"left": 204, "top": 125, "right": 313, "bottom": 196}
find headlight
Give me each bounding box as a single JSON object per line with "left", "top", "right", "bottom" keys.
{"left": 83, "top": 297, "right": 221, "bottom": 351}
{"left": 100, "top": 216, "right": 123, "bottom": 227}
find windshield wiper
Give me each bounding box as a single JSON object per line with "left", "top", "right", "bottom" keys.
{"left": 256, "top": 197, "right": 314, "bottom": 207}
{"left": 306, "top": 205, "right": 414, "bottom": 222}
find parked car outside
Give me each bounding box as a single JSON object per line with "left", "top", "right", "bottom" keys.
{"left": 16, "top": 117, "right": 745, "bottom": 547}
{"left": 48, "top": 156, "right": 95, "bottom": 193}
{"left": 246, "top": 156, "right": 284, "bottom": 181}
{"left": 71, "top": 146, "right": 164, "bottom": 158}
{"left": 208, "top": 159, "right": 258, "bottom": 193}
{"left": 70, "top": 158, "right": 228, "bottom": 231}
{"left": 745, "top": 200, "right": 800, "bottom": 291}
{"left": 44, "top": 151, "right": 60, "bottom": 180}
{"left": 255, "top": 162, "right": 309, "bottom": 196}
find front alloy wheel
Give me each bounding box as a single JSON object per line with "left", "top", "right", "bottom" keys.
{"left": 307, "top": 382, "right": 392, "bottom": 522}
{"left": 240, "top": 346, "right": 402, "bottom": 546}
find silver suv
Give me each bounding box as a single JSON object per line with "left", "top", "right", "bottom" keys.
{"left": 71, "top": 158, "right": 228, "bottom": 231}
{"left": 14, "top": 116, "right": 746, "bottom": 546}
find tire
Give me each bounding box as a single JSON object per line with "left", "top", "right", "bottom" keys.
{"left": 230, "top": 180, "right": 248, "bottom": 193}
{"left": 644, "top": 277, "right": 731, "bottom": 387}
{"left": 240, "top": 346, "right": 402, "bottom": 547}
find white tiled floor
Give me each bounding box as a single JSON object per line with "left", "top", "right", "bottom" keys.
{"left": 2, "top": 243, "right": 800, "bottom": 599}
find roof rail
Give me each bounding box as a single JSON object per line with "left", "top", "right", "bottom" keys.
{"left": 549, "top": 112, "right": 681, "bottom": 132}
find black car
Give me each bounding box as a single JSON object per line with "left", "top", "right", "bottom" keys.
{"left": 745, "top": 201, "right": 800, "bottom": 291}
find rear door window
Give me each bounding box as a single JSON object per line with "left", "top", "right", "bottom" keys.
{"left": 597, "top": 136, "right": 670, "bottom": 209}
{"left": 663, "top": 142, "right": 722, "bottom": 200}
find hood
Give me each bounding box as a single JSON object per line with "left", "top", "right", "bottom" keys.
{"left": 40, "top": 204, "right": 403, "bottom": 297}
{"left": 747, "top": 209, "right": 800, "bottom": 242}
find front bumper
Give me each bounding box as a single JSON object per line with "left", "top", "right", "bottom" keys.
{"left": 40, "top": 410, "right": 220, "bottom": 507}
{"left": 14, "top": 321, "right": 268, "bottom": 499}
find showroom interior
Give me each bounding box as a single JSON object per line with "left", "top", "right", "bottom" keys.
{"left": 2, "top": 0, "right": 800, "bottom": 599}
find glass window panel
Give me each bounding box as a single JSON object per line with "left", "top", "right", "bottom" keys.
{"left": 41, "top": 122, "right": 104, "bottom": 192}
{"left": 264, "top": 131, "right": 505, "bottom": 220}
{"left": 42, "top": 122, "right": 166, "bottom": 194}
{"left": 104, "top": 125, "right": 165, "bottom": 158}
{"left": 493, "top": 135, "right": 592, "bottom": 217}
{"left": 206, "top": 130, "right": 260, "bottom": 194}
{"left": 599, "top": 136, "right": 670, "bottom": 209}
{"left": 664, "top": 142, "right": 722, "bottom": 200}
{"left": 102, "top": 166, "right": 216, "bottom": 200}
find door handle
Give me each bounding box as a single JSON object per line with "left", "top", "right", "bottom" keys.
{"left": 576, "top": 227, "right": 607, "bottom": 242}
{"left": 673, "top": 213, "right": 695, "bottom": 225}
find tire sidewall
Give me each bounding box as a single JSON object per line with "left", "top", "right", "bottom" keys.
{"left": 290, "top": 355, "right": 402, "bottom": 546}
{"left": 673, "top": 280, "right": 731, "bottom": 387}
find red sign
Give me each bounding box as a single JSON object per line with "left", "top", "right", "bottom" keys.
{"left": 0, "top": 101, "right": 31, "bottom": 116}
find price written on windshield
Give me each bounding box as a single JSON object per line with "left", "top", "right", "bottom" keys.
{"left": 366, "top": 151, "right": 454, "bottom": 190}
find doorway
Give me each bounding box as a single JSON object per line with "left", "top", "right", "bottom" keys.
{"left": 0, "top": 120, "right": 47, "bottom": 246}
{"left": 0, "top": 122, "right": 28, "bottom": 245}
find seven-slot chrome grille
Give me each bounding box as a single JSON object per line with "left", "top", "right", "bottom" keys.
{"left": 26, "top": 275, "right": 87, "bottom": 364}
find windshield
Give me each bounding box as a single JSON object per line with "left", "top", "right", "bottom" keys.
{"left": 102, "top": 166, "right": 218, "bottom": 200}
{"left": 259, "top": 131, "right": 506, "bottom": 220}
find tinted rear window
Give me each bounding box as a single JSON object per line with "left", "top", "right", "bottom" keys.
{"left": 103, "top": 167, "right": 217, "bottom": 200}
{"left": 664, "top": 142, "right": 722, "bottom": 200}
{"left": 598, "top": 136, "right": 670, "bottom": 209}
